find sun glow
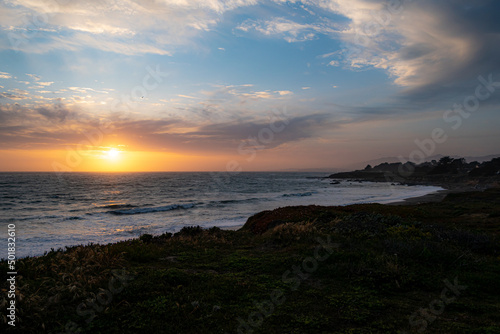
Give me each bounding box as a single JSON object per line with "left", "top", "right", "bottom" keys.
{"left": 106, "top": 148, "right": 121, "bottom": 160}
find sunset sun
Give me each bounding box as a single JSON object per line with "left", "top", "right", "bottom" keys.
{"left": 106, "top": 148, "right": 120, "bottom": 160}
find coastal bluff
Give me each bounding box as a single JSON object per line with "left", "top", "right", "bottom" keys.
{"left": 328, "top": 156, "right": 500, "bottom": 189}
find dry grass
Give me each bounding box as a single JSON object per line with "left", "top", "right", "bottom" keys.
{"left": 2, "top": 244, "right": 125, "bottom": 330}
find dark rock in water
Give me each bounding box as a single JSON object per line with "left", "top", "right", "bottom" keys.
{"left": 330, "top": 181, "right": 340, "bottom": 185}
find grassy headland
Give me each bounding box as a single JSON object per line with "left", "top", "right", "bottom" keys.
{"left": 2, "top": 186, "right": 500, "bottom": 333}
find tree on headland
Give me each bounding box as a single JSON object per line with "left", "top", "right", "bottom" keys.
{"left": 331, "top": 156, "right": 500, "bottom": 181}
{"left": 429, "top": 156, "right": 466, "bottom": 174}
{"left": 469, "top": 157, "right": 500, "bottom": 176}
{"left": 439, "top": 156, "right": 453, "bottom": 165}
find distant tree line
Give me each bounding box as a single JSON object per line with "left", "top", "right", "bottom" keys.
{"left": 363, "top": 157, "right": 500, "bottom": 177}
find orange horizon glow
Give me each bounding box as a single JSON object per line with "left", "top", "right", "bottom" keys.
{"left": 0, "top": 149, "right": 255, "bottom": 172}
{"left": 0, "top": 147, "right": 353, "bottom": 172}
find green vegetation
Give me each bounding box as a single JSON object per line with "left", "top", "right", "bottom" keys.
{"left": 2, "top": 188, "right": 500, "bottom": 333}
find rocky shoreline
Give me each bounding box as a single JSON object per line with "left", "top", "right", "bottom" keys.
{"left": 328, "top": 156, "right": 500, "bottom": 205}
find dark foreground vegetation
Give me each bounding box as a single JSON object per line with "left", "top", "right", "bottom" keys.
{"left": 2, "top": 188, "right": 500, "bottom": 333}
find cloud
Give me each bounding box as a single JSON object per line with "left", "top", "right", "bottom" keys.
{"left": 0, "top": 0, "right": 258, "bottom": 55}
{"left": 274, "top": 90, "right": 293, "bottom": 96}
{"left": 319, "top": 51, "right": 338, "bottom": 58}
{"left": 26, "top": 73, "right": 41, "bottom": 81}
{"left": 36, "top": 105, "right": 71, "bottom": 122}
{"left": 0, "top": 86, "right": 57, "bottom": 101}
{"left": 201, "top": 84, "right": 292, "bottom": 102}
{"left": 127, "top": 112, "right": 339, "bottom": 153}
{"left": 0, "top": 100, "right": 339, "bottom": 153}
{"left": 9, "top": 88, "right": 29, "bottom": 95}
{"left": 4, "top": 0, "right": 498, "bottom": 99}
{"left": 0, "top": 71, "right": 12, "bottom": 79}
{"left": 0, "top": 92, "right": 28, "bottom": 100}
{"left": 237, "top": 17, "right": 339, "bottom": 42}
{"left": 178, "top": 94, "right": 200, "bottom": 99}
{"left": 2, "top": 0, "right": 498, "bottom": 150}
{"left": 316, "top": 0, "right": 500, "bottom": 103}
{"left": 0, "top": 88, "right": 30, "bottom": 100}
{"left": 237, "top": 0, "right": 500, "bottom": 110}
{"left": 156, "top": 84, "right": 303, "bottom": 130}
{"left": 68, "top": 87, "right": 108, "bottom": 94}
{"left": 241, "top": 91, "right": 274, "bottom": 99}
{"left": 181, "top": 112, "right": 335, "bottom": 147}
{"left": 0, "top": 103, "right": 98, "bottom": 148}
{"left": 112, "top": 118, "right": 181, "bottom": 134}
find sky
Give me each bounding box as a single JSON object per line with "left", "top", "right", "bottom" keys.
{"left": 0, "top": 0, "right": 499, "bottom": 171}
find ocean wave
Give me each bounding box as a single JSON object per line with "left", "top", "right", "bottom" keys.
{"left": 66, "top": 216, "right": 84, "bottom": 220}
{"left": 220, "top": 197, "right": 260, "bottom": 204}
{"left": 111, "top": 226, "right": 152, "bottom": 235}
{"left": 207, "top": 197, "right": 261, "bottom": 206}
{"left": 282, "top": 191, "right": 315, "bottom": 197}
{"left": 107, "top": 203, "right": 195, "bottom": 215}
{"left": 16, "top": 215, "right": 61, "bottom": 221}
{"left": 100, "top": 203, "right": 137, "bottom": 209}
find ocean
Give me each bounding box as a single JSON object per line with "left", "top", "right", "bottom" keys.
{"left": 0, "top": 172, "right": 442, "bottom": 258}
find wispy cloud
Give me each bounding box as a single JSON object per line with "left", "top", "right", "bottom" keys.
{"left": 0, "top": 92, "right": 27, "bottom": 100}
{"left": 201, "top": 84, "right": 292, "bottom": 102}
{"left": 0, "top": 0, "right": 258, "bottom": 55}
{"left": 0, "top": 71, "right": 12, "bottom": 79}
{"left": 178, "top": 94, "right": 201, "bottom": 100}
{"left": 9, "top": 88, "right": 29, "bottom": 95}
{"left": 68, "top": 87, "right": 108, "bottom": 94}
{"left": 26, "top": 74, "right": 41, "bottom": 81}
{"left": 237, "top": 17, "right": 340, "bottom": 42}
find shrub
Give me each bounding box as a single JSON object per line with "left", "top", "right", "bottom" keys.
{"left": 139, "top": 234, "right": 153, "bottom": 243}
{"left": 176, "top": 225, "right": 204, "bottom": 237}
